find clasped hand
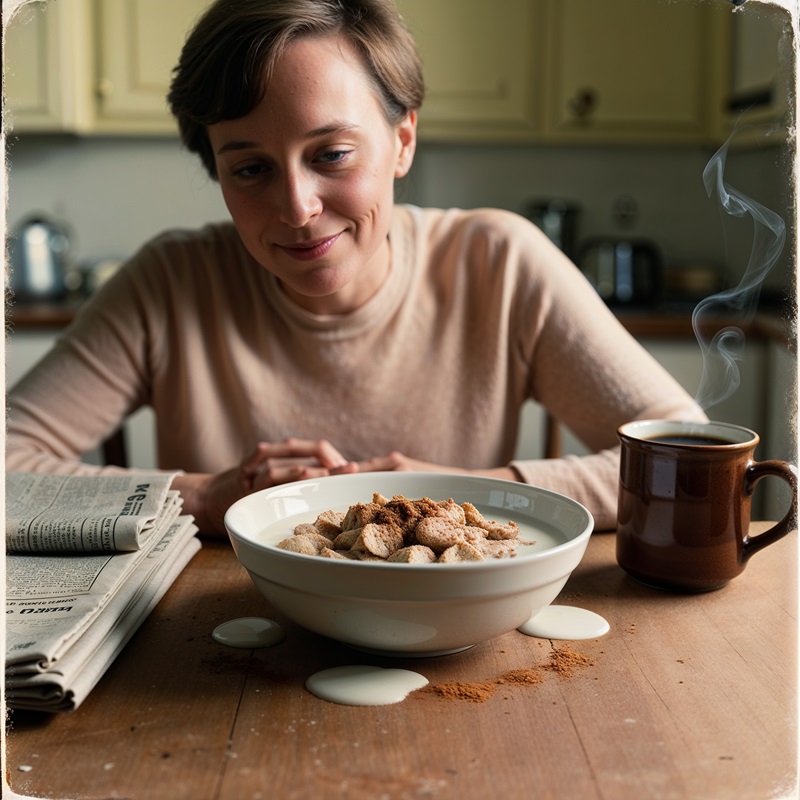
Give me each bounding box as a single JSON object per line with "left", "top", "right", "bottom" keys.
{"left": 180, "top": 437, "right": 512, "bottom": 536}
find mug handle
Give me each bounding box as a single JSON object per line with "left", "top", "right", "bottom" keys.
{"left": 742, "top": 460, "right": 798, "bottom": 560}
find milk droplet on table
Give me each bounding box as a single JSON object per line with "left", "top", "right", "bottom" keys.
{"left": 212, "top": 617, "right": 285, "bottom": 648}
{"left": 306, "top": 665, "right": 429, "bottom": 706}
{"left": 518, "top": 605, "right": 610, "bottom": 640}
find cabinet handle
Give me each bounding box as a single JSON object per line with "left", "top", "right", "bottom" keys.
{"left": 96, "top": 77, "right": 114, "bottom": 99}
{"left": 568, "top": 88, "right": 597, "bottom": 120}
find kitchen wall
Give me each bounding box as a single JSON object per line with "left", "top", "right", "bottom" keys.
{"left": 407, "top": 138, "right": 794, "bottom": 296}
{"left": 5, "top": 131, "right": 794, "bottom": 299}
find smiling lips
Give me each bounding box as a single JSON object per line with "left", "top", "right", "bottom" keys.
{"left": 278, "top": 233, "right": 342, "bottom": 261}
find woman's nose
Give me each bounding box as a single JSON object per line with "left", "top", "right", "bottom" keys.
{"left": 277, "top": 170, "right": 323, "bottom": 228}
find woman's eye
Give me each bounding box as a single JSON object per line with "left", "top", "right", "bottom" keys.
{"left": 317, "top": 149, "right": 351, "bottom": 165}
{"left": 232, "top": 163, "right": 269, "bottom": 180}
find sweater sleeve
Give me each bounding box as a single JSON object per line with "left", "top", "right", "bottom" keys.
{"left": 499, "top": 212, "right": 707, "bottom": 530}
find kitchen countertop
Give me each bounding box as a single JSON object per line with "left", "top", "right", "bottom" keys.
{"left": 615, "top": 308, "right": 794, "bottom": 348}
{"left": 6, "top": 300, "right": 83, "bottom": 329}
{"left": 7, "top": 300, "right": 794, "bottom": 348}
{"left": 5, "top": 523, "right": 796, "bottom": 800}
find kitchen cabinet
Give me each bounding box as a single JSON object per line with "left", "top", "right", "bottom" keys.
{"left": 6, "top": 0, "right": 547, "bottom": 140}
{"left": 400, "top": 0, "right": 730, "bottom": 145}
{"left": 763, "top": 339, "right": 796, "bottom": 520}
{"left": 397, "top": 0, "right": 545, "bottom": 142}
{"left": 93, "top": 0, "right": 209, "bottom": 131}
{"left": 4, "top": 0, "right": 211, "bottom": 135}
{"left": 3, "top": 0, "right": 93, "bottom": 132}
{"left": 539, "top": 0, "right": 729, "bottom": 145}
{"left": 724, "top": 4, "right": 792, "bottom": 147}
{"left": 6, "top": 0, "right": 738, "bottom": 145}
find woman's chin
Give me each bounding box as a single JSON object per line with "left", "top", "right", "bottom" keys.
{"left": 280, "top": 276, "right": 364, "bottom": 315}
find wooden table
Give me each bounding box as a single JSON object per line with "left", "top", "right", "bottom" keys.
{"left": 5, "top": 524, "right": 796, "bottom": 800}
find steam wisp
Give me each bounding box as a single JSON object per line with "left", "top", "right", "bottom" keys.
{"left": 692, "top": 138, "right": 786, "bottom": 412}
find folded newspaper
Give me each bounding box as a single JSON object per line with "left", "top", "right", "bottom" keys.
{"left": 7, "top": 471, "right": 183, "bottom": 553}
{"left": 5, "top": 472, "right": 201, "bottom": 712}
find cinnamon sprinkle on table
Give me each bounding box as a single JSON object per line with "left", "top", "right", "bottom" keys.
{"left": 496, "top": 668, "right": 543, "bottom": 686}
{"left": 544, "top": 646, "right": 595, "bottom": 678}
{"left": 423, "top": 646, "right": 594, "bottom": 701}
{"left": 424, "top": 680, "right": 498, "bottom": 703}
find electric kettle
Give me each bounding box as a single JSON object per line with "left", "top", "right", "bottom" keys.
{"left": 577, "top": 238, "right": 662, "bottom": 308}
{"left": 9, "top": 215, "right": 70, "bottom": 303}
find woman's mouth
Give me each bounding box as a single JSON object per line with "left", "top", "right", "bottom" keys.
{"left": 277, "top": 233, "right": 342, "bottom": 261}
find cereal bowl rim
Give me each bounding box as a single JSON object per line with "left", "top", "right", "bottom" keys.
{"left": 224, "top": 471, "right": 594, "bottom": 573}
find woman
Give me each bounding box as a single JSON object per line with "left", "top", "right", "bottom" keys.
{"left": 5, "top": 0, "right": 705, "bottom": 535}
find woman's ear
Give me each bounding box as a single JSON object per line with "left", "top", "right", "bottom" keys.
{"left": 394, "top": 111, "right": 418, "bottom": 178}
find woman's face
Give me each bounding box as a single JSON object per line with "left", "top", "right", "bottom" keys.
{"left": 208, "top": 35, "right": 417, "bottom": 316}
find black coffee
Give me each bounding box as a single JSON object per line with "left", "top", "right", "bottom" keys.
{"left": 645, "top": 434, "right": 732, "bottom": 446}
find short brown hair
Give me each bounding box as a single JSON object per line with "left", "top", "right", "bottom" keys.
{"left": 168, "top": 0, "right": 425, "bottom": 179}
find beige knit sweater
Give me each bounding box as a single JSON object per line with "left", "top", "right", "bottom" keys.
{"left": 6, "top": 205, "right": 705, "bottom": 529}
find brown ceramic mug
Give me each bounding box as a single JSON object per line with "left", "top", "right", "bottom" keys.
{"left": 616, "top": 419, "right": 797, "bottom": 592}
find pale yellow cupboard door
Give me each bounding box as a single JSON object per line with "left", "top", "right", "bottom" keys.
{"left": 4, "top": 0, "right": 92, "bottom": 132}
{"left": 5, "top": 2, "right": 56, "bottom": 125}
{"left": 542, "top": 0, "right": 725, "bottom": 144}
{"left": 94, "top": 0, "right": 211, "bottom": 130}
{"left": 397, "top": 0, "right": 545, "bottom": 141}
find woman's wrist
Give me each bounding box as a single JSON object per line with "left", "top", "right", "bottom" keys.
{"left": 171, "top": 472, "right": 214, "bottom": 533}
{"left": 473, "top": 466, "right": 521, "bottom": 482}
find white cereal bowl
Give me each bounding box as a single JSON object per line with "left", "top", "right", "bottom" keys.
{"left": 224, "top": 473, "right": 593, "bottom": 657}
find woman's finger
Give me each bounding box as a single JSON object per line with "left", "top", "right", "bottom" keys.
{"left": 240, "top": 442, "right": 272, "bottom": 474}
{"left": 247, "top": 438, "right": 351, "bottom": 468}
{"left": 249, "top": 463, "right": 338, "bottom": 492}
{"left": 353, "top": 453, "right": 404, "bottom": 473}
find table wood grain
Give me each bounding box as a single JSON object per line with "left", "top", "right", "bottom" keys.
{"left": 5, "top": 524, "right": 797, "bottom": 800}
